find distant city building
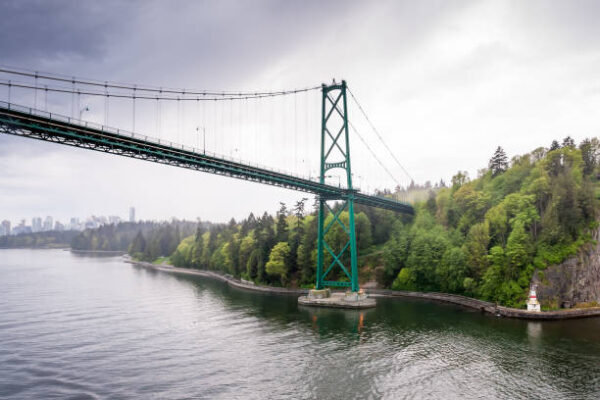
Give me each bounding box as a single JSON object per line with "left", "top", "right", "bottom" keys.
{"left": 69, "top": 217, "right": 83, "bottom": 231}
{"left": 4, "top": 211, "right": 132, "bottom": 235}
{"left": 13, "top": 219, "right": 31, "bottom": 235}
{"left": 1, "top": 220, "right": 10, "bottom": 236}
{"left": 32, "top": 217, "right": 42, "bottom": 232}
{"left": 43, "top": 216, "right": 53, "bottom": 232}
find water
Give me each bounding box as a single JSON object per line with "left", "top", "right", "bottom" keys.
{"left": 0, "top": 249, "right": 599, "bottom": 399}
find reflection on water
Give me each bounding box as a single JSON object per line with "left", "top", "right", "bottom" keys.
{"left": 1, "top": 249, "right": 599, "bottom": 399}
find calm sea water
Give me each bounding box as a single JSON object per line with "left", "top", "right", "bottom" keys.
{"left": 0, "top": 249, "right": 599, "bottom": 399}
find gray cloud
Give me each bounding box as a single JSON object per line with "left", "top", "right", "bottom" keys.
{"left": 2, "top": 0, "right": 600, "bottom": 225}
{"left": 0, "top": 0, "right": 135, "bottom": 65}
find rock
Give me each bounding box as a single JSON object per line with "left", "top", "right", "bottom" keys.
{"left": 532, "top": 229, "right": 600, "bottom": 307}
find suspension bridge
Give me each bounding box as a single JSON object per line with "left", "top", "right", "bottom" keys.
{"left": 0, "top": 67, "right": 414, "bottom": 293}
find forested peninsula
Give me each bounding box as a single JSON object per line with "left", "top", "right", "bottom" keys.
{"left": 30, "top": 136, "right": 600, "bottom": 309}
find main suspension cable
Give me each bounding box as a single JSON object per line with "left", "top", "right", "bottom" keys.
{"left": 0, "top": 67, "right": 320, "bottom": 98}
{"left": 348, "top": 121, "right": 401, "bottom": 189}
{"left": 348, "top": 87, "right": 414, "bottom": 182}
{"left": 0, "top": 80, "right": 318, "bottom": 102}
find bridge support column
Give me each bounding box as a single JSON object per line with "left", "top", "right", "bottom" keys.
{"left": 315, "top": 80, "right": 360, "bottom": 292}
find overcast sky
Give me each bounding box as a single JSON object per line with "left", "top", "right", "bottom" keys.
{"left": 1, "top": 0, "right": 600, "bottom": 225}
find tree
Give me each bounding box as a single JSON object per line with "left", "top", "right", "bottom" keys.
{"left": 462, "top": 222, "right": 490, "bottom": 278}
{"left": 266, "top": 241, "right": 290, "bottom": 285}
{"left": 247, "top": 248, "right": 263, "bottom": 281}
{"left": 579, "top": 138, "right": 597, "bottom": 176}
{"left": 354, "top": 211, "right": 373, "bottom": 250}
{"left": 392, "top": 267, "right": 417, "bottom": 291}
{"left": 549, "top": 140, "right": 560, "bottom": 151}
{"left": 129, "top": 230, "right": 146, "bottom": 257}
{"left": 293, "top": 198, "right": 308, "bottom": 229}
{"left": 297, "top": 215, "right": 318, "bottom": 284}
{"left": 406, "top": 227, "right": 449, "bottom": 290}
{"left": 451, "top": 171, "right": 469, "bottom": 189}
{"left": 489, "top": 146, "right": 509, "bottom": 177}
{"left": 276, "top": 202, "right": 288, "bottom": 243}
{"left": 239, "top": 231, "right": 256, "bottom": 278}
{"left": 425, "top": 191, "right": 437, "bottom": 215}
{"left": 436, "top": 247, "right": 468, "bottom": 293}
{"left": 562, "top": 136, "right": 575, "bottom": 148}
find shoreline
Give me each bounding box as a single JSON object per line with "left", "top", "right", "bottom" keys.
{"left": 70, "top": 249, "right": 126, "bottom": 255}
{"left": 126, "top": 257, "right": 600, "bottom": 320}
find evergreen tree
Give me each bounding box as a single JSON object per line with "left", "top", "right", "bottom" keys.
{"left": 276, "top": 202, "right": 288, "bottom": 242}
{"left": 549, "top": 140, "right": 560, "bottom": 151}
{"left": 489, "top": 146, "right": 509, "bottom": 177}
{"left": 579, "top": 138, "right": 597, "bottom": 176}
{"left": 129, "top": 230, "right": 146, "bottom": 257}
{"left": 562, "top": 136, "right": 575, "bottom": 148}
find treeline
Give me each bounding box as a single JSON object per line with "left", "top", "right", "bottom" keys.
{"left": 383, "top": 137, "right": 599, "bottom": 307}
{"left": 0, "top": 230, "right": 80, "bottom": 248}
{"left": 128, "top": 136, "right": 599, "bottom": 308}
{"left": 71, "top": 220, "right": 198, "bottom": 253}
{"left": 167, "top": 202, "right": 408, "bottom": 287}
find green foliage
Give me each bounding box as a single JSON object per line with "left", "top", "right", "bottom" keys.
{"left": 389, "top": 141, "right": 598, "bottom": 307}
{"left": 266, "top": 241, "right": 290, "bottom": 285}
{"left": 392, "top": 267, "right": 417, "bottom": 291}
{"left": 138, "top": 139, "right": 599, "bottom": 308}
{"left": 436, "top": 247, "right": 468, "bottom": 293}
{"left": 0, "top": 230, "right": 80, "bottom": 249}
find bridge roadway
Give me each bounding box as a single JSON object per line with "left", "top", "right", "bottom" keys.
{"left": 0, "top": 102, "right": 413, "bottom": 214}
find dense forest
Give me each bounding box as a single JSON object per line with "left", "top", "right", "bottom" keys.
{"left": 145, "top": 136, "right": 599, "bottom": 308}
{"left": 71, "top": 220, "right": 199, "bottom": 255}
{"left": 0, "top": 230, "right": 79, "bottom": 248}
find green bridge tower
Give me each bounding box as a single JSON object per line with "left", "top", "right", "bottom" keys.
{"left": 315, "top": 80, "right": 360, "bottom": 292}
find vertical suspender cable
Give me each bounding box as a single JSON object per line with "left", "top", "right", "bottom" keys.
{"left": 155, "top": 96, "right": 159, "bottom": 138}
{"left": 294, "top": 92, "right": 297, "bottom": 173}
{"left": 196, "top": 97, "right": 200, "bottom": 150}
{"left": 182, "top": 91, "right": 186, "bottom": 146}
{"left": 158, "top": 89, "right": 162, "bottom": 138}
{"left": 177, "top": 96, "right": 181, "bottom": 144}
{"left": 202, "top": 96, "right": 206, "bottom": 153}
{"left": 71, "top": 78, "right": 75, "bottom": 118}
{"left": 133, "top": 86, "right": 136, "bottom": 132}
{"left": 104, "top": 82, "right": 108, "bottom": 126}
{"left": 34, "top": 72, "right": 38, "bottom": 109}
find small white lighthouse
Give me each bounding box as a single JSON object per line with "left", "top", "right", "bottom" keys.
{"left": 527, "top": 285, "right": 541, "bottom": 312}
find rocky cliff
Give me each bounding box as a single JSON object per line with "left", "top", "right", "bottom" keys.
{"left": 533, "top": 229, "right": 600, "bottom": 308}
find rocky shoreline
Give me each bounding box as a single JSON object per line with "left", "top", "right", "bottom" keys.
{"left": 126, "top": 257, "right": 600, "bottom": 320}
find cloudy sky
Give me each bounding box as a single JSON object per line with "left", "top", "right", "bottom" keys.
{"left": 1, "top": 0, "right": 600, "bottom": 225}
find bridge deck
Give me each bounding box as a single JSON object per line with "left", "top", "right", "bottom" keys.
{"left": 0, "top": 102, "right": 413, "bottom": 214}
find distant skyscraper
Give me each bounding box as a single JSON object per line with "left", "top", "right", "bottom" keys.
{"left": 43, "top": 216, "right": 53, "bottom": 231}
{"left": 129, "top": 207, "right": 135, "bottom": 223}
{"left": 1, "top": 220, "right": 10, "bottom": 236}
{"left": 32, "top": 217, "right": 42, "bottom": 232}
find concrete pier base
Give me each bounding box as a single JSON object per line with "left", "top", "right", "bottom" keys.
{"left": 298, "top": 289, "right": 376, "bottom": 309}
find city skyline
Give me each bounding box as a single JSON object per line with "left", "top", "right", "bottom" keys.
{"left": 0, "top": 206, "right": 137, "bottom": 235}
